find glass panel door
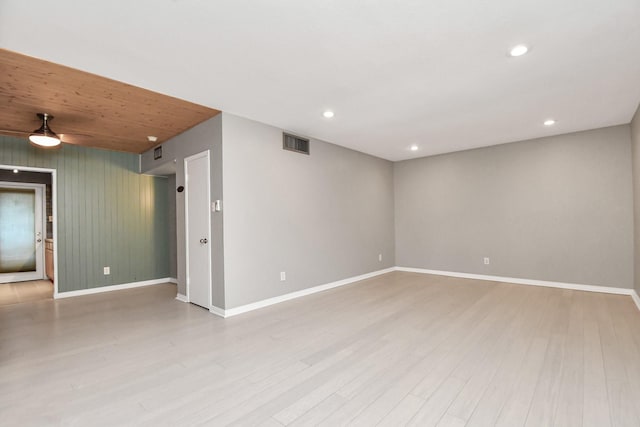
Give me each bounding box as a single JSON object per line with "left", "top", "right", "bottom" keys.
{"left": 0, "top": 188, "right": 36, "bottom": 273}
{"left": 0, "top": 183, "right": 44, "bottom": 283}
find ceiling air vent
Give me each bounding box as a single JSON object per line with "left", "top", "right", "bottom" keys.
{"left": 283, "top": 133, "right": 310, "bottom": 155}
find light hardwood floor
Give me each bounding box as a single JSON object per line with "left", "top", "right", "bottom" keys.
{"left": 1, "top": 271, "right": 640, "bottom": 426}
{"left": 0, "top": 279, "right": 53, "bottom": 306}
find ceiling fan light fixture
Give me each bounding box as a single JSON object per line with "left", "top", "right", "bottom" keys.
{"left": 29, "top": 113, "right": 61, "bottom": 148}
{"left": 29, "top": 134, "right": 62, "bottom": 147}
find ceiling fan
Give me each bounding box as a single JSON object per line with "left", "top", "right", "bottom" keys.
{"left": 0, "top": 113, "right": 88, "bottom": 148}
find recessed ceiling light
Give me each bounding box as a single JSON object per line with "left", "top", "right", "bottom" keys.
{"left": 323, "top": 111, "right": 335, "bottom": 118}
{"left": 410, "top": 144, "right": 419, "bottom": 151}
{"left": 544, "top": 119, "right": 556, "bottom": 126}
{"left": 147, "top": 136, "right": 158, "bottom": 142}
{"left": 509, "top": 44, "right": 529, "bottom": 57}
{"left": 13, "top": 169, "right": 19, "bottom": 174}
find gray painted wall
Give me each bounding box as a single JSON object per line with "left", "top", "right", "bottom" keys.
{"left": 631, "top": 105, "right": 640, "bottom": 295}
{"left": 141, "top": 114, "right": 224, "bottom": 306}
{"left": 222, "top": 114, "right": 395, "bottom": 308}
{"left": 142, "top": 113, "right": 395, "bottom": 309}
{"left": 394, "top": 125, "right": 634, "bottom": 289}
{"left": 0, "top": 136, "right": 170, "bottom": 292}
{"left": 142, "top": 112, "right": 637, "bottom": 310}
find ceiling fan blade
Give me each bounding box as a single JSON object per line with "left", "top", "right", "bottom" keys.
{"left": 0, "top": 128, "right": 29, "bottom": 136}
{"left": 58, "top": 133, "right": 93, "bottom": 144}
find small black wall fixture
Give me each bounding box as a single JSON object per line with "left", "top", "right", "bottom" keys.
{"left": 177, "top": 186, "right": 184, "bottom": 193}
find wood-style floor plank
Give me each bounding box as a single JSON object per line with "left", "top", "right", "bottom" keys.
{"left": 1, "top": 272, "right": 640, "bottom": 426}
{"left": 0, "top": 279, "right": 52, "bottom": 306}
{"left": 582, "top": 293, "right": 614, "bottom": 427}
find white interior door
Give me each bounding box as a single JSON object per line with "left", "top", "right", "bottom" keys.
{"left": 0, "top": 182, "right": 45, "bottom": 283}
{"left": 185, "top": 151, "right": 212, "bottom": 309}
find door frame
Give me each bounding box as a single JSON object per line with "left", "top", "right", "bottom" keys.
{"left": 0, "top": 181, "right": 46, "bottom": 282}
{"left": 0, "top": 165, "right": 58, "bottom": 295}
{"left": 184, "top": 150, "right": 212, "bottom": 308}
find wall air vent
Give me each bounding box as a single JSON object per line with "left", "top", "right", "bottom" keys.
{"left": 283, "top": 133, "right": 310, "bottom": 155}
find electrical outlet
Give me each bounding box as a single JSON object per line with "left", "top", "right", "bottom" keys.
{"left": 483, "top": 257, "right": 490, "bottom": 265}
{"left": 280, "top": 271, "right": 286, "bottom": 281}
{"left": 104, "top": 266, "right": 111, "bottom": 275}
{"left": 378, "top": 253, "right": 382, "bottom": 262}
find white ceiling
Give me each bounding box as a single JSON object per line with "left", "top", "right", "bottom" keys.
{"left": 1, "top": 0, "right": 639, "bottom": 161}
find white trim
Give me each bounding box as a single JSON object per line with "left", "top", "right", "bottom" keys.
{"left": 54, "top": 277, "right": 173, "bottom": 299}
{"left": 209, "top": 305, "right": 226, "bottom": 318}
{"left": 631, "top": 291, "right": 640, "bottom": 312}
{"left": 395, "top": 267, "right": 635, "bottom": 296}
{"left": 0, "top": 165, "right": 58, "bottom": 296}
{"left": 214, "top": 267, "right": 395, "bottom": 318}
{"left": 175, "top": 293, "right": 188, "bottom": 303}
{"left": 52, "top": 169, "right": 58, "bottom": 297}
{"left": 168, "top": 277, "right": 178, "bottom": 284}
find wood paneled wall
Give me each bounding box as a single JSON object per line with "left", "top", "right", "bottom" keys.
{"left": 0, "top": 135, "right": 169, "bottom": 292}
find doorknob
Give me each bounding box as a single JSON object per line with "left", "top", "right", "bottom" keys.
{"left": 199, "top": 238, "right": 208, "bottom": 244}
{"left": 36, "top": 238, "right": 42, "bottom": 243}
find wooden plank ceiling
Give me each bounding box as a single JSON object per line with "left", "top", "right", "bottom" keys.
{"left": 0, "top": 49, "right": 220, "bottom": 154}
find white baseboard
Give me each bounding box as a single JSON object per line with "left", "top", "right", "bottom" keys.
{"left": 632, "top": 290, "right": 640, "bottom": 312}
{"left": 168, "top": 277, "right": 178, "bottom": 284}
{"left": 54, "top": 278, "right": 174, "bottom": 299}
{"left": 209, "top": 305, "right": 226, "bottom": 318}
{"left": 396, "top": 266, "right": 636, "bottom": 296}
{"left": 213, "top": 267, "right": 395, "bottom": 318}
{"left": 151, "top": 268, "right": 640, "bottom": 317}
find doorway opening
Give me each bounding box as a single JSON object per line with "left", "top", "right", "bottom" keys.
{"left": 0, "top": 166, "right": 57, "bottom": 306}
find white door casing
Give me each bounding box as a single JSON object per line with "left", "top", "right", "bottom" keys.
{"left": 0, "top": 182, "right": 46, "bottom": 283}
{"left": 184, "top": 150, "right": 212, "bottom": 309}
